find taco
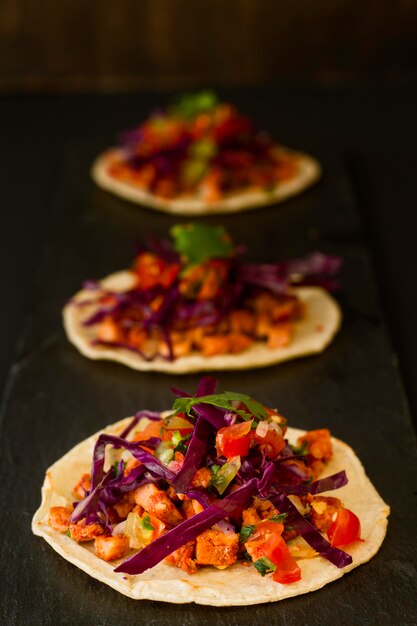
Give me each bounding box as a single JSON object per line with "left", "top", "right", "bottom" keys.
{"left": 32, "top": 378, "right": 389, "bottom": 605}
{"left": 91, "top": 91, "right": 321, "bottom": 215}
{"left": 63, "top": 224, "right": 342, "bottom": 374}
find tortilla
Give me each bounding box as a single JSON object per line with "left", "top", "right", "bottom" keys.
{"left": 63, "top": 271, "right": 341, "bottom": 374}
{"left": 91, "top": 148, "right": 321, "bottom": 216}
{"left": 32, "top": 417, "right": 389, "bottom": 606}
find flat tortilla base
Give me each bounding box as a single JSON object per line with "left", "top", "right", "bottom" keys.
{"left": 91, "top": 148, "right": 321, "bottom": 215}
{"left": 63, "top": 271, "right": 342, "bottom": 374}
{"left": 32, "top": 418, "right": 390, "bottom": 606}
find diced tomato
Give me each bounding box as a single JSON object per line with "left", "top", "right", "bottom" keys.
{"left": 270, "top": 537, "right": 302, "bottom": 584}
{"left": 245, "top": 520, "right": 301, "bottom": 585}
{"left": 251, "top": 428, "right": 286, "bottom": 458}
{"left": 134, "top": 252, "right": 179, "bottom": 291}
{"left": 327, "top": 508, "right": 361, "bottom": 547}
{"left": 216, "top": 421, "right": 252, "bottom": 458}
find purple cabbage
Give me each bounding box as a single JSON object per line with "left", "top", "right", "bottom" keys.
{"left": 268, "top": 491, "right": 352, "bottom": 569}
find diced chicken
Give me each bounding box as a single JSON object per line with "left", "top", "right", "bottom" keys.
{"left": 229, "top": 310, "right": 256, "bottom": 335}
{"left": 165, "top": 540, "right": 198, "bottom": 575}
{"left": 267, "top": 323, "right": 292, "bottom": 349}
{"left": 191, "top": 467, "right": 212, "bottom": 489}
{"left": 132, "top": 483, "right": 183, "bottom": 527}
{"left": 48, "top": 506, "right": 73, "bottom": 533}
{"left": 254, "top": 313, "right": 272, "bottom": 338}
{"left": 298, "top": 429, "right": 333, "bottom": 477}
{"left": 170, "top": 331, "right": 192, "bottom": 358}
{"left": 96, "top": 317, "right": 122, "bottom": 343}
{"left": 228, "top": 333, "right": 253, "bottom": 353}
{"left": 241, "top": 506, "right": 261, "bottom": 526}
{"left": 182, "top": 499, "right": 204, "bottom": 519}
{"left": 72, "top": 473, "right": 91, "bottom": 499}
{"left": 242, "top": 497, "right": 278, "bottom": 526}
{"left": 113, "top": 498, "right": 134, "bottom": 519}
{"left": 127, "top": 327, "right": 147, "bottom": 349}
{"left": 252, "top": 496, "right": 279, "bottom": 520}
{"left": 123, "top": 458, "right": 141, "bottom": 477}
{"left": 201, "top": 335, "right": 230, "bottom": 356}
{"left": 270, "top": 298, "right": 297, "bottom": 322}
{"left": 69, "top": 520, "right": 104, "bottom": 542}
{"left": 195, "top": 529, "right": 239, "bottom": 567}
{"left": 306, "top": 495, "right": 343, "bottom": 533}
{"left": 94, "top": 534, "right": 130, "bottom": 561}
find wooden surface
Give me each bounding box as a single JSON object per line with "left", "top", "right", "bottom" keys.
{"left": 1, "top": 0, "right": 417, "bottom": 92}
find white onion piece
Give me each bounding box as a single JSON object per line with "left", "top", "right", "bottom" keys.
{"left": 113, "top": 520, "right": 126, "bottom": 535}
{"left": 256, "top": 420, "right": 269, "bottom": 438}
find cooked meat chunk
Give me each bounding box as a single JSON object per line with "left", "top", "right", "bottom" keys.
{"left": 306, "top": 495, "right": 343, "bottom": 532}
{"left": 69, "top": 520, "right": 104, "bottom": 542}
{"left": 94, "top": 534, "right": 130, "bottom": 561}
{"left": 195, "top": 529, "right": 239, "bottom": 567}
{"left": 48, "top": 506, "right": 73, "bottom": 533}
{"left": 133, "top": 483, "right": 183, "bottom": 526}
{"left": 191, "top": 467, "right": 212, "bottom": 489}
{"left": 165, "top": 540, "right": 198, "bottom": 574}
{"left": 72, "top": 473, "right": 91, "bottom": 499}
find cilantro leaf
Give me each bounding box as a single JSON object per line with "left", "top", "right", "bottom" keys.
{"left": 210, "top": 464, "right": 221, "bottom": 475}
{"left": 172, "top": 391, "right": 267, "bottom": 422}
{"left": 171, "top": 430, "right": 191, "bottom": 454}
{"left": 141, "top": 515, "right": 155, "bottom": 531}
{"left": 112, "top": 460, "right": 125, "bottom": 477}
{"left": 290, "top": 440, "right": 309, "bottom": 456}
{"left": 254, "top": 557, "right": 276, "bottom": 576}
{"left": 168, "top": 90, "right": 219, "bottom": 119}
{"left": 269, "top": 513, "right": 288, "bottom": 524}
{"left": 239, "top": 525, "right": 255, "bottom": 542}
{"left": 65, "top": 529, "right": 72, "bottom": 538}
{"left": 170, "top": 223, "right": 234, "bottom": 266}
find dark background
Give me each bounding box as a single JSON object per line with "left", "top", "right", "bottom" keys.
{"left": 1, "top": 0, "right": 417, "bottom": 93}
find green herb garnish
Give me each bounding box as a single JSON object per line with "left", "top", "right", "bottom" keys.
{"left": 210, "top": 464, "right": 221, "bottom": 475}
{"left": 112, "top": 460, "right": 125, "bottom": 477}
{"left": 171, "top": 430, "right": 191, "bottom": 454}
{"left": 168, "top": 90, "right": 219, "bottom": 119}
{"left": 65, "top": 529, "right": 71, "bottom": 538}
{"left": 141, "top": 515, "right": 155, "bottom": 531}
{"left": 173, "top": 391, "right": 267, "bottom": 422}
{"left": 291, "top": 440, "right": 309, "bottom": 456}
{"left": 254, "top": 557, "right": 276, "bottom": 576}
{"left": 239, "top": 525, "right": 255, "bottom": 542}
{"left": 170, "top": 223, "right": 234, "bottom": 267}
{"left": 269, "top": 513, "right": 288, "bottom": 524}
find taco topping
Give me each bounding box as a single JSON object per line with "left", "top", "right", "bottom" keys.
{"left": 71, "top": 223, "right": 341, "bottom": 362}
{"left": 106, "top": 91, "right": 304, "bottom": 201}
{"left": 47, "top": 378, "right": 362, "bottom": 584}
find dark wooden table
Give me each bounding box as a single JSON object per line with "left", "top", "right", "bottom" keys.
{"left": 1, "top": 85, "right": 416, "bottom": 625}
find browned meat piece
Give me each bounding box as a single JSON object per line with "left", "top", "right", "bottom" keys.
{"left": 94, "top": 534, "right": 130, "bottom": 561}
{"left": 69, "top": 520, "right": 104, "bottom": 542}
{"left": 165, "top": 540, "right": 198, "bottom": 575}
{"left": 306, "top": 495, "right": 343, "bottom": 532}
{"left": 191, "top": 467, "right": 212, "bottom": 489}
{"left": 182, "top": 499, "right": 204, "bottom": 519}
{"left": 195, "top": 529, "right": 239, "bottom": 567}
{"left": 72, "top": 473, "right": 91, "bottom": 499}
{"left": 48, "top": 506, "right": 73, "bottom": 533}
{"left": 133, "top": 483, "right": 183, "bottom": 526}
{"left": 297, "top": 429, "right": 333, "bottom": 478}
{"left": 241, "top": 506, "right": 261, "bottom": 526}
{"left": 113, "top": 498, "right": 134, "bottom": 519}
